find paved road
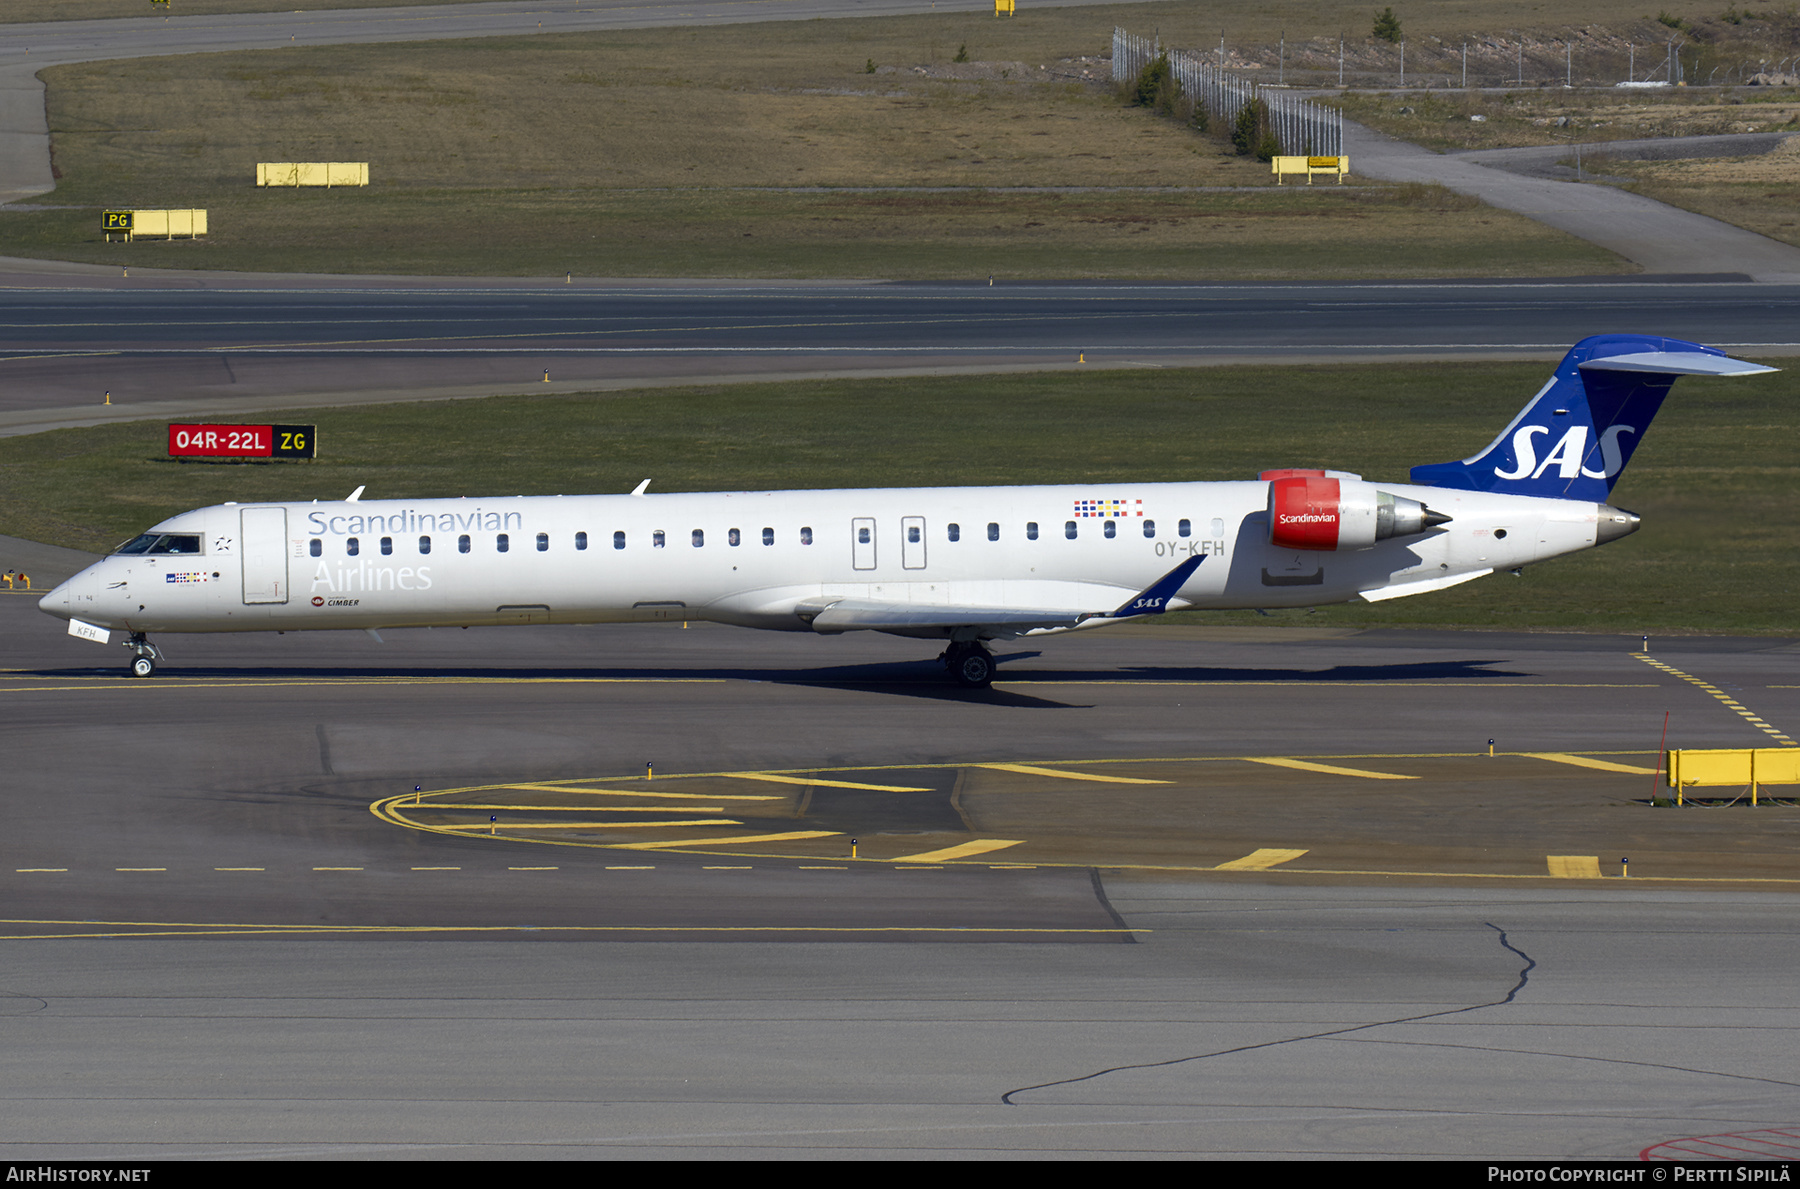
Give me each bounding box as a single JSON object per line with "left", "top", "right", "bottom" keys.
{"left": 1345, "top": 120, "right": 1800, "bottom": 282}
{"left": 4, "top": 589, "right": 1799, "bottom": 1156}
{"left": 4, "top": 276, "right": 1798, "bottom": 434}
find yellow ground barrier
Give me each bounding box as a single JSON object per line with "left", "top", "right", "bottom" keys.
{"left": 257, "top": 162, "right": 369, "bottom": 187}
{"left": 1272, "top": 155, "right": 1349, "bottom": 184}
{"left": 1666, "top": 747, "right": 1800, "bottom": 806}
{"left": 102, "top": 210, "right": 207, "bottom": 241}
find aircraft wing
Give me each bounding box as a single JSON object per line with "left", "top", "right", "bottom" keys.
{"left": 800, "top": 556, "right": 1205, "bottom": 634}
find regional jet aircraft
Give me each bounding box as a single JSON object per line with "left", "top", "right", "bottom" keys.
{"left": 39, "top": 335, "right": 1774, "bottom": 686}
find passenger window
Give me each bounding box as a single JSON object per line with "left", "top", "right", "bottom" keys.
{"left": 459, "top": 534, "right": 471, "bottom": 554}
{"left": 908, "top": 525, "right": 921, "bottom": 544}
{"left": 613, "top": 531, "right": 625, "bottom": 550}
{"left": 419, "top": 536, "right": 431, "bottom": 555}
{"left": 1026, "top": 522, "right": 1038, "bottom": 540}
{"left": 1212, "top": 518, "right": 1226, "bottom": 538}
{"left": 800, "top": 527, "right": 813, "bottom": 545}
{"left": 692, "top": 529, "right": 704, "bottom": 548}
{"left": 575, "top": 532, "right": 587, "bottom": 551}
{"left": 1179, "top": 519, "right": 1192, "bottom": 538}
{"left": 653, "top": 531, "right": 666, "bottom": 549}
{"left": 1143, "top": 519, "right": 1155, "bottom": 538}
{"left": 497, "top": 533, "right": 510, "bottom": 553}
{"left": 380, "top": 536, "right": 393, "bottom": 556}
{"left": 762, "top": 527, "right": 774, "bottom": 546}
{"left": 309, "top": 539, "right": 321, "bottom": 557}
{"left": 947, "top": 523, "right": 960, "bottom": 542}
{"left": 536, "top": 533, "right": 549, "bottom": 552}
{"left": 729, "top": 528, "right": 740, "bottom": 547}
{"left": 858, "top": 527, "right": 871, "bottom": 544}
{"left": 347, "top": 537, "right": 360, "bottom": 557}
{"left": 1064, "top": 521, "right": 1077, "bottom": 540}
{"left": 1104, "top": 520, "right": 1116, "bottom": 539}
{"left": 987, "top": 523, "right": 999, "bottom": 542}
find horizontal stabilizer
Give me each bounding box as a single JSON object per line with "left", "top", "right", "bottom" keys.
{"left": 1578, "top": 352, "right": 1777, "bottom": 377}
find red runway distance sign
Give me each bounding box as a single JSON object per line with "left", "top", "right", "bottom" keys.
{"left": 168, "top": 424, "right": 315, "bottom": 459}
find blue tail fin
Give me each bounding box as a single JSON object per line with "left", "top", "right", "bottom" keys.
{"left": 1409, "top": 334, "right": 1775, "bottom": 501}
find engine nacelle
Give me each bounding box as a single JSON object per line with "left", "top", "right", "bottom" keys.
{"left": 1267, "top": 475, "right": 1449, "bottom": 551}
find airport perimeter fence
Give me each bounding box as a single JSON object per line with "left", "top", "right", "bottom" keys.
{"left": 1112, "top": 28, "right": 1344, "bottom": 158}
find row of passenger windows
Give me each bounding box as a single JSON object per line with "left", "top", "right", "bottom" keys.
{"left": 306, "top": 518, "right": 1222, "bottom": 557}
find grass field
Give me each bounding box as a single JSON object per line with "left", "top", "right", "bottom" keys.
{"left": 9, "top": 9, "right": 1630, "bottom": 278}
{"left": 6, "top": 0, "right": 487, "bottom": 20}
{"left": 2, "top": 361, "right": 1793, "bottom": 633}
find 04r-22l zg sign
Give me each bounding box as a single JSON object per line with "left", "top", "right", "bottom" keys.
{"left": 168, "top": 423, "right": 316, "bottom": 459}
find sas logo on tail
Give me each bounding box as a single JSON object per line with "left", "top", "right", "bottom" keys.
{"left": 1494, "top": 424, "right": 1635, "bottom": 481}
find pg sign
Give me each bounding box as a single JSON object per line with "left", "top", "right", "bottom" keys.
{"left": 169, "top": 424, "right": 316, "bottom": 460}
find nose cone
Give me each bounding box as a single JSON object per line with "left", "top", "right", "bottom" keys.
{"left": 38, "top": 580, "right": 70, "bottom": 619}
{"left": 1595, "top": 505, "right": 1641, "bottom": 546}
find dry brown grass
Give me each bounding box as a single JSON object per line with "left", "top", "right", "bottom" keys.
{"left": 1609, "top": 137, "right": 1800, "bottom": 248}
{"left": 7, "top": 0, "right": 485, "bottom": 21}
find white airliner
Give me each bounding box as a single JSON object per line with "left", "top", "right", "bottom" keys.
{"left": 39, "top": 336, "right": 1773, "bottom": 686}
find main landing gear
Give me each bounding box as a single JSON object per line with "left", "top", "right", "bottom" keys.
{"left": 941, "top": 641, "right": 996, "bottom": 688}
{"left": 125, "top": 632, "right": 162, "bottom": 678}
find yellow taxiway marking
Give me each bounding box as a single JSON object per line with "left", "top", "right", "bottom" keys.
{"left": 437, "top": 804, "right": 732, "bottom": 813}
{"left": 725, "top": 773, "right": 933, "bottom": 793}
{"left": 503, "top": 783, "right": 778, "bottom": 802}
{"left": 1247, "top": 758, "right": 1417, "bottom": 780}
{"left": 0, "top": 919, "right": 1137, "bottom": 941}
{"left": 312, "top": 867, "right": 363, "bottom": 871}
{"left": 16, "top": 868, "right": 67, "bottom": 873}
{"left": 115, "top": 867, "right": 166, "bottom": 872}
{"left": 1528, "top": 753, "right": 1658, "bottom": 775}
{"left": 1215, "top": 848, "right": 1310, "bottom": 871}
{"left": 1548, "top": 855, "right": 1603, "bottom": 879}
{"left": 617, "top": 830, "right": 842, "bottom": 851}
{"left": 606, "top": 866, "right": 656, "bottom": 870}
{"left": 411, "top": 866, "right": 460, "bottom": 871}
{"left": 438, "top": 819, "right": 741, "bottom": 830}
{"left": 976, "top": 763, "right": 1169, "bottom": 784}
{"left": 890, "top": 839, "right": 1026, "bottom": 863}
{"left": 213, "top": 867, "right": 265, "bottom": 872}
{"left": 1637, "top": 655, "right": 1798, "bottom": 746}
{"left": 508, "top": 866, "right": 558, "bottom": 871}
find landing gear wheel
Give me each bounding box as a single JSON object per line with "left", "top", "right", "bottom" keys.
{"left": 945, "top": 644, "right": 995, "bottom": 688}
{"left": 130, "top": 654, "right": 156, "bottom": 678}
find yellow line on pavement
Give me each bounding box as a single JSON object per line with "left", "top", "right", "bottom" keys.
{"left": 439, "top": 819, "right": 741, "bottom": 831}
{"left": 890, "top": 839, "right": 1026, "bottom": 863}
{"left": 616, "top": 830, "right": 843, "bottom": 850}
{"left": 503, "top": 783, "right": 778, "bottom": 802}
{"left": 1247, "top": 758, "right": 1417, "bottom": 780}
{"left": 725, "top": 773, "right": 933, "bottom": 793}
{"left": 434, "top": 804, "right": 732, "bottom": 813}
{"left": 1547, "top": 855, "right": 1603, "bottom": 879}
{"left": 1528, "top": 753, "right": 1658, "bottom": 775}
{"left": 976, "top": 763, "right": 1169, "bottom": 784}
{"left": 1215, "top": 848, "right": 1310, "bottom": 871}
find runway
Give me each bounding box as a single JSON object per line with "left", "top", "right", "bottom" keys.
{"left": 5, "top": 275, "right": 1800, "bottom": 433}
{"left": 5, "top": 584, "right": 1800, "bottom": 1156}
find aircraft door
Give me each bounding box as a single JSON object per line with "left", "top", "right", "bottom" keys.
{"left": 851, "top": 518, "right": 877, "bottom": 571}
{"left": 241, "top": 507, "right": 289, "bottom": 604}
{"left": 901, "top": 516, "right": 926, "bottom": 570}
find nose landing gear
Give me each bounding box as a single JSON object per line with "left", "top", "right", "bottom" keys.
{"left": 941, "top": 641, "right": 996, "bottom": 688}
{"left": 125, "top": 632, "right": 162, "bottom": 678}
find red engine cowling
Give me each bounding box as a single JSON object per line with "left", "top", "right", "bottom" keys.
{"left": 1267, "top": 475, "right": 1449, "bottom": 551}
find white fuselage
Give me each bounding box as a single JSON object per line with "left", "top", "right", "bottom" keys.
{"left": 42, "top": 480, "right": 1609, "bottom": 641}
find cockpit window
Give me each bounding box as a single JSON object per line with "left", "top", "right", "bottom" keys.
{"left": 115, "top": 533, "right": 201, "bottom": 556}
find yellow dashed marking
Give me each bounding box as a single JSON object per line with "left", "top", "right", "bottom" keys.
{"left": 1215, "top": 848, "right": 1310, "bottom": 871}
{"left": 1528, "top": 753, "right": 1658, "bottom": 775}
{"left": 312, "top": 867, "right": 362, "bottom": 871}
{"left": 213, "top": 867, "right": 264, "bottom": 872}
{"left": 1637, "top": 655, "right": 1798, "bottom": 746}
{"left": 1548, "top": 855, "right": 1603, "bottom": 879}
{"left": 976, "top": 763, "right": 1169, "bottom": 784}
{"left": 1248, "top": 758, "right": 1416, "bottom": 780}
{"left": 890, "top": 839, "right": 1026, "bottom": 863}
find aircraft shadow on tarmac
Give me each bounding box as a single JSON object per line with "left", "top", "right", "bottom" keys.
{"left": 19, "top": 655, "right": 1523, "bottom": 708}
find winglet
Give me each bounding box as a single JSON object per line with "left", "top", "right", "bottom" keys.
{"left": 631, "top": 479, "right": 651, "bottom": 497}
{"left": 1081, "top": 555, "right": 1205, "bottom": 623}
{"left": 345, "top": 485, "right": 365, "bottom": 503}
